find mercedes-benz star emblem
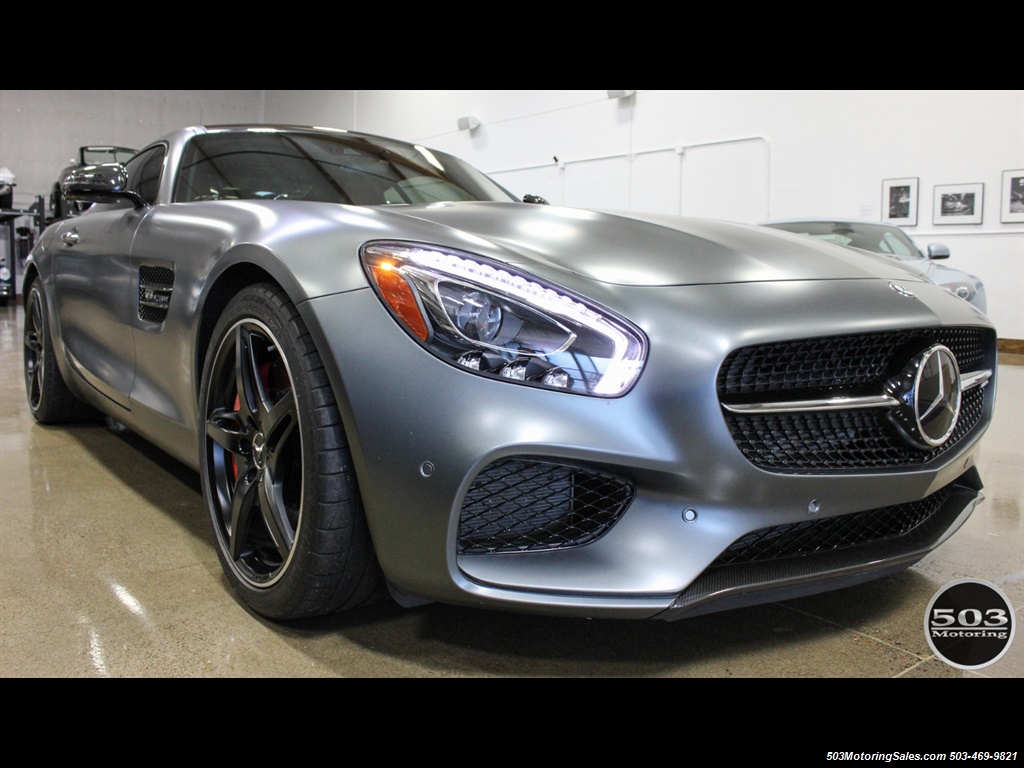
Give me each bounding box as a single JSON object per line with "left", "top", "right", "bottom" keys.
{"left": 889, "top": 282, "right": 918, "bottom": 298}
{"left": 253, "top": 431, "right": 267, "bottom": 469}
{"left": 886, "top": 345, "right": 962, "bottom": 450}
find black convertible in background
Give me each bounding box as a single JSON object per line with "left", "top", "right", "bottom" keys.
{"left": 22, "top": 124, "right": 997, "bottom": 622}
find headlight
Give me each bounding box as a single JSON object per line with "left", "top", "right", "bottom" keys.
{"left": 943, "top": 281, "right": 975, "bottom": 302}
{"left": 361, "top": 242, "right": 647, "bottom": 396}
{"left": 0, "top": 267, "right": 10, "bottom": 281}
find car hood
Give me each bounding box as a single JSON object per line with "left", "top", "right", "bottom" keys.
{"left": 384, "top": 202, "right": 927, "bottom": 287}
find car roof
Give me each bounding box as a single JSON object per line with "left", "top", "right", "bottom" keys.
{"left": 760, "top": 217, "right": 899, "bottom": 227}
{"left": 198, "top": 124, "right": 399, "bottom": 143}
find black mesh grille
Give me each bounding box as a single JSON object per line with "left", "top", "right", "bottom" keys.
{"left": 458, "top": 458, "right": 635, "bottom": 554}
{"left": 138, "top": 266, "right": 174, "bottom": 323}
{"left": 717, "top": 327, "right": 995, "bottom": 472}
{"left": 712, "top": 484, "right": 953, "bottom": 566}
{"left": 726, "top": 384, "right": 985, "bottom": 472}
{"left": 717, "top": 327, "right": 992, "bottom": 397}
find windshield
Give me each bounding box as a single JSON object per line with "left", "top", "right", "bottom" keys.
{"left": 767, "top": 221, "right": 924, "bottom": 260}
{"left": 173, "top": 130, "right": 518, "bottom": 206}
{"left": 81, "top": 147, "right": 137, "bottom": 165}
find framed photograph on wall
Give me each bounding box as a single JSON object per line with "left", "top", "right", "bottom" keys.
{"left": 933, "top": 183, "right": 984, "bottom": 225}
{"left": 881, "top": 177, "right": 918, "bottom": 226}
{"left": 1001, "top": 169, "right": 1024, "bottom": 223}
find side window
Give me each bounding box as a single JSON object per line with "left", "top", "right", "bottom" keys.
{"left": 124, "top": 146, "right": 166, "bottom": 205}
{"left": 174, "top": 138, "right": 230, "bottom": 202}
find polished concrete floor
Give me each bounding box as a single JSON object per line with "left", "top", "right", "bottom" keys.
{"left": 1, "top": 301, "right": 1021, "bottom": 678}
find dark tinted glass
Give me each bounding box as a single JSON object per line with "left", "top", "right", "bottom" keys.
{"left": 174, "top": 130, "right": 516, "bottom": 206}
{"left": 124, "top": 145, "right": 166, "bottom": 205}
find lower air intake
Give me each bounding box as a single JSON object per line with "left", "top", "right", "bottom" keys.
{"left": 712, "top": 484, "right": 953, "bottom": 566}
{"left": 458, "top": 458, "right": 635, "bottom": 554}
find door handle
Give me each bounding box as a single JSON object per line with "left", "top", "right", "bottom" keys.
{"left": 61, "top": 230, "right": 80, "bottom": 246}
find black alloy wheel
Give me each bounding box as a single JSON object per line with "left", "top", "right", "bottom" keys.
{"left": 23, "top": 285, "right": 46, "bottom": 413}
{"left": 199, "top": 284, "right": 383, "bottom": 620}
{"left": 204, "top": 315, "right": 302, "bottom": 585}
{"left": 23, "top": 282, "right": 94, "bottom": 424}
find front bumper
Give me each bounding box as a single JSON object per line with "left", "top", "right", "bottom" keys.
{"left": 302, "top": 277, "right": 996, "bottom": 620}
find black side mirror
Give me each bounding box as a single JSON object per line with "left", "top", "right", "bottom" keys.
{"left": 522, "top": 194, "right": 549, "bottom": 205}
{"left": 63, "top": 163, "right": 147, "bottom": 209}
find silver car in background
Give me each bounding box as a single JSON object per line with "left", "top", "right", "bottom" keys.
{"left": 761, "top": 218, "right": 987, "bottom": 312}
{"left": 22, "top": 125, "right": 997, "bottom": 623}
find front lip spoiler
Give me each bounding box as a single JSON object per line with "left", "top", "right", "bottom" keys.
{"left": 657, "top": 482, "right": 984, "bottom": 621}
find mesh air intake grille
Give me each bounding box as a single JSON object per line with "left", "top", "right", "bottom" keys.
{"left": 712, "top": 484, "right": 954, "bottom": 566}
{"left": 459, "top": 458, "right": 634, "bottom": 554}
{"left": 138, "top": 266, "right": 173, "bottom": 323}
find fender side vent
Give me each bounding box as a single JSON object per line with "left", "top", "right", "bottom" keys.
{"left": 139, "top": 266, "right": 174, "bottom": 323}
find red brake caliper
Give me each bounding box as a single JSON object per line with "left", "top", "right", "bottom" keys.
{"left": 231, "top": 361, "right": 272, "bottom": 481}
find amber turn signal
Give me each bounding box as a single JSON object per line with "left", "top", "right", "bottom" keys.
{"left": 369, "top": 262, "right": 429, "bottom": 341}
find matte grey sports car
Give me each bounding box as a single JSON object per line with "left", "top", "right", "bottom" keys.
{"left": 22, "top": 124, "right": 998, "bottom": 622}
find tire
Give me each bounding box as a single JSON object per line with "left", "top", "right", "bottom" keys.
{"left": 199, "top": 284, "right": 384, "bottom": 620}
{"left": 23, "top": 282, "right": 98, "bottom": 424}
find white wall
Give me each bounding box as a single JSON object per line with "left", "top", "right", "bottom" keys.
{"left": 3, "top": 90, "right": 1020, "bottom": 339}
{"left": 264, "top": 89, "right": 1024, "bottom": 340}
{"left": 262, "top": 90, "right": 355, "bottom": 131}
{"left": 0, "top": 90, "right": 265, "bottom": 203}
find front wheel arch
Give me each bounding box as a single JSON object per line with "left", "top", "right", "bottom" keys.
{"left": 194, "top": 263, "right": 279, "bottom": 405}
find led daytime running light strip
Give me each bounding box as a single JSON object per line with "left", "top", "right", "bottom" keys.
{"left": 402, "top": 247, "right": 644, "bottom": 395}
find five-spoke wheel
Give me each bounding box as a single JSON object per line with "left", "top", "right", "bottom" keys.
{"left": 199, "top": 284, "right": 382, "bottom": 619}
{"left": 204, "top": 317, "right": 302, "bottom": 585}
